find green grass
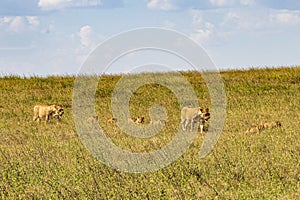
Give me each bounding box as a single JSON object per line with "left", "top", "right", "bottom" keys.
{"left": 0, "top": 67, "right": 299, "bottom": 199}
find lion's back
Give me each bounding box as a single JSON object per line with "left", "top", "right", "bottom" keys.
{"left": 34, "top": 104, "right": 48, "bottom": 116}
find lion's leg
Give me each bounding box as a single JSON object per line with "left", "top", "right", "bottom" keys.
{"left": 45, "top": 114, "right": 50, "bottom": 124}
{"left": 56, "top": 116, "right": 62, "bottom": 125}
{"left": 184, "top": 120, "right": 189, "bottom": 131}
{"left": 190, "top": 120, "right": 194, "bottom": 131}
{"left": 200, "top": 124, "right": 204, "bottom": 133}
{"left": 181, "top": 118, "right": 186, "bottom": 131}
{"left": 56, "top": 118, "right": 61, "bottom": 125}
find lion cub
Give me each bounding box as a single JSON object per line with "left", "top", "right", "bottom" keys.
{"left": 86, "top": 116, "right": 99, "bottom": 122}
{"left": 33, "top": 104, "right": 64, "bottom": 123}
{"left": 150, "top": 119, "right": 166, "bottom": 125}
{"left": 107, "top": 117, "right": 117, "bottom": 123}
{"left": 260, "top": 121, "right": 282, "bottom": 129}
{"left": 129, "top": 116, "right": 145, "bottom": 124}
{"left": 245, "top": 121, "right": 281, "bottom": 134}
{"left": 245, "top": 125, "right": 263, "bottom": 134}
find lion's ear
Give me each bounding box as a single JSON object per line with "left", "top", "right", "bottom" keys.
{"left": 199, "top": 107, "right": 204, "bottom": 112}
{"left": 51, "top": 106, "right": 57, "bottom": 112}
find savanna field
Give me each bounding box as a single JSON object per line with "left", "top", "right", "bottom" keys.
{"left": 0, "top": 67, "right": 299, "bottom": 199}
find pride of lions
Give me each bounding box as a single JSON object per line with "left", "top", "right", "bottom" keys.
{"left": 33, "top": 104, "right": 281, "bottom": 134}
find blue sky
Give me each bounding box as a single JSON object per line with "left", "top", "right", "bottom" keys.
{"left": 0, "top": 0, "right": 300, "bottom": 76}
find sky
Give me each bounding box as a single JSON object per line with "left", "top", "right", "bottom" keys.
{"left": 0, "top": 0, "right": 300, "bottom": 76}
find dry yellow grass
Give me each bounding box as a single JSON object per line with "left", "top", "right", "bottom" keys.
{"left": 0, "top": 67, "right": 299, "bottom": 199}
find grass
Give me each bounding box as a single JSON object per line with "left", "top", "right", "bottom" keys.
{"left": 0, "top": 67, "right": 299, "bottom": 199}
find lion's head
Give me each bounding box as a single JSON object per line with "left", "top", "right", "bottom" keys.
{"left": 52, "top": 105, "right": 64, "bottom": 119}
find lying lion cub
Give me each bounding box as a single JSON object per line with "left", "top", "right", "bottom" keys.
{"left": 245, "top": 121, "right": 282, "bottom": 134}
{"left": 33, "top": 104, "right": 64, "bottom": 123}
{"left": 245, "top": 125, "right": 263, "bottom": 134}
{"left": 107, "top": 117, "right": 117, "bottom": 123}
{"left": 260, "top": 121, "right": 282, "bottom": 129}
{"left": 129, "top": 116, "right": 145, "bottom": 124}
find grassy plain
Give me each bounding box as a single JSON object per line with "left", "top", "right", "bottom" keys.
{"left": 0, "top": 67, "right": 299, "bottom": 199}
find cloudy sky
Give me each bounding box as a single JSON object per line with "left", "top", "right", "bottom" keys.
{"left": 0, "top": 0, "right": 300, "bottom": 76}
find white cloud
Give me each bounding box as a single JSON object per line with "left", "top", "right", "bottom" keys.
{"left": 220, "top": 9, "right": 300, "bottom": 34}
{"left": 209, "top": 0, "right": 234, "bottom": 7}
{"left": 26, "top": 16, "right": 40, "bottom": 27}
{"left": 270, "top": 10, "right": 300, "bottom": 25}
{"left": 191, "top": 29, "right": 213, "bottom": 43}
{"left": 38, "top": 0, "right": 102, "bottom": 10}
{"left": 221, "top": 11, "right": 240, "bottom": 27}
{"left": 76, "top": 25, "right": 105, "bottom": 64}
{"left": 38, "top": 0, "right": 67, "bottom": 10}
{"left": 9, "top": 16, "right": 25, "bottom": 32}
{"left": 1, "top": 16, "right": 12, "bottom": 24}
{"left": 221, "top": 9, "right": 269, "bottom": 31}
{"left": 162, "top": 20, "right": 176, "bottom": 28}
{"left": 240, "top": 0, "right": 255, "bottom": 6}
{"left": 191, "top": 9, "right": 203, "bottom": 27}
{"left": 42, "top": 23, "right": 55, "bottom": 34}
{"left": 190, "top": 10, "right": 215, "bottom": 43}
{"left": 79, "top": 25, "right": 93, "bottom": 47}
{"left": 0, "top": 16, "right": 40, "bottom": 32}
{"left": 78, "top": 24, "right": 105, "bottom": 48}
{"left": 147, "top": 0, "right": 177, "bottom": 11}
{"left": 209, "top": 0, "right": 255, "bottom": 7}
{"left": 146, "top": 0, "right": 254, "bottom": 11}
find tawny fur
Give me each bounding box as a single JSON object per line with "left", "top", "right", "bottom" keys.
{"left": 260, "top": 121, "right": 282, "bottom": 129}
{"left": 181, "top": 106, "right": 210, "bottom": 132}
{"left": 150, "top": 119, "right": 166, "bottom": 125}
{"left": 107, "top": 117, "right": 117, "bottom": 123}
{"left": 129, "top": 116, "right": 145, "bottom": 124}
{"left": 33, "top": 104, "right": 64, "bottom": 123}
{"left": 245, "top": 125, "right": 263, "bottom": 134}
{"left": 198, "top": 108, "right": 210, "bottom": 133}
{"left": 86, "top": 116, "right": 99, "bottom": 122}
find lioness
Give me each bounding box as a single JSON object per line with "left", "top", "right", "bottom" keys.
{"left": 181, "top": 106, "right": 210, "bottom": 132}
{"left": 33, "top": 104, "right": 64, "bottom": 123}
{"left": 198, "top": 108, "right": 210, "bottom": 133}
